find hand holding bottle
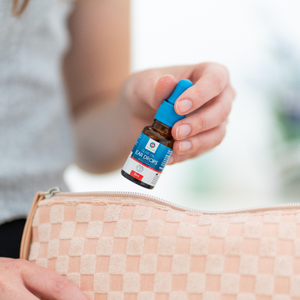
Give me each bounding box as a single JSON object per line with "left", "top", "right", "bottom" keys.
{"left": 123, "top": 62, "right": 235, "bottom": 165}
{"left": 122, "top": 80, "right": 194, "bottom": 189}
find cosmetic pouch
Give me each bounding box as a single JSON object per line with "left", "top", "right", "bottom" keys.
{"left": 20, "top": 188, "right": 300, "bottom": 300}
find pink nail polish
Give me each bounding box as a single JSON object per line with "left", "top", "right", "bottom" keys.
{"left": 180, "top": 141, "right": 192, "bottom": 152}
{"left": 178, "top": 99, "right": 192, "bottom": 114}
{"left": 178, "top": 124, "right": 192, "bottom": 138}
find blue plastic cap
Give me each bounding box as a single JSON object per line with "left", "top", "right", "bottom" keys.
{"left": 154, "top": 79, "right": 193, "bottom": 127}
{"left": 167, "top": 79, "right": 194, "bottom": 105}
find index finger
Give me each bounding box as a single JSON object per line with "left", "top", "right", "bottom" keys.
{"left": 174, "top": 63, "right": 229, "bottom": 115}
{"left": 21, "top": 260, "right": 88, "bottom": 300}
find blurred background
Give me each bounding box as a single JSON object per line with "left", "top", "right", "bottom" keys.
{"left": 65, "top": 0, "right": 300, "bottom": 211}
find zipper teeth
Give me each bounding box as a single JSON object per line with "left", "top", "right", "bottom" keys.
{"left": 50, "top": 190, "right": 300, "bottom": 215}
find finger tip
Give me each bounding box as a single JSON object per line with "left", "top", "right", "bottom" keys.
{"left": 175, "top": 98, "right": 193, "bottom": 115}
{"left": 154, "top": 76, "right": 178, "bottom": 107}
{"left": 156, "top": 74, "right": 177, "bottom": 87}
{"left": 162, "top": 74, "right": 176, "bottom": 81}
{"left": 171, "top": 126, "right": 178, "bottom": 140}
{"left": 174, "top": 104, "right": 181, "bottom": 116}
{"left": 167, "top": 156, "right": 174, "bottom": 165}
{"left": 172, "top": 141, "right": 181, "bottom": 154}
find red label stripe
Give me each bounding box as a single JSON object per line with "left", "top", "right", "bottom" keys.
{"left": 130, "top": 156, "right": 162, "bottom": 173}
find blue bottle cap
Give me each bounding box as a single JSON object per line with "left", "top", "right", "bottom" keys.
{"left": 154, "top": 79, "right": 193, "bottom": 127}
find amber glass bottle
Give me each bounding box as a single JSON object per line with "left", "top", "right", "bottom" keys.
{"left": 121, "top": 79, "right": 193, "bottom": 189}
{"left": 121, "top": 119, "right": 174, "bottom": 189}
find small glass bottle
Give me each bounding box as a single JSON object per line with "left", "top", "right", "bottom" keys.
{"left": 121, "top": 79, "right": 193, "bottom": 189}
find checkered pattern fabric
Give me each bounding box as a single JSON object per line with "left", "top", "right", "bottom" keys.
{"left": 27, "top": 195, "right": 300, "bottom": 300}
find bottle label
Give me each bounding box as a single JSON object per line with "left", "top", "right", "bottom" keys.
{"left": 122, "top": 133, "right": 172, "bottom": 187}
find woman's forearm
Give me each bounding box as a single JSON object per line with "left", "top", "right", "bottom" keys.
{"left": 72, "top": 95, "right": 142, "bottom": 174}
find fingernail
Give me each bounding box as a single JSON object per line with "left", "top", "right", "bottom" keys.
{"left": 178, "top": 124, "right": 192, "bottom": 139}
{"left": 177, "top": 99, "right": 192, "bottom": 114}
{"left": 180, "top": 140, "right": 192, "bottom": 152}
{"left": 167, "top": 156, "right": 174, "bottom": 165}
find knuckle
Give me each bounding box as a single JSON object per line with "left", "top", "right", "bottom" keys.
{"left": 196, "top": 116, "right": 207, "bottom": 132}
{"left": 217, "top": 64, "right": 229, "bottom": 81}
{"left": 196, "top": 139, "right": 205, "bottom": 151}
{"left": 0, "top": 259, "right": 26, "bottom": 295}
{"left": 145, "top": 70, "right": 160, "bottom": 87}
{"left": 212, "top": 64, "right": 229, "bottom": 92}
{"left": 0, "top": 282, "right": 9, "bottom": 295}
{"left": 215, "top": 136, "right": 223, "bottom": 147}
{"left": 193, "top": 135, "right": 204, "bottom": 151}
{"left": 231, "top": 86, "right": 236, "bottom": 99}
{"left": 221, "top": 101, "right": 232, "bottom": 121}
{"left": 7, "top": 259, "right": 24, "bottom": 272}
{"left": 211, "top": 73, "right": 224, "bottom": 94}
{"left": 52, "top": 277, "right": 72, "bottom": 294}
{"left": 220, "top": 64, "right": 229, "bottom": 76}
{"left": 215, "top": 125, "right": 227, "bottom": 146}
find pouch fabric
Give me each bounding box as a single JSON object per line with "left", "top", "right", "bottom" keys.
{"left": 20, "top": 191, "right": 300, "bottom": 299}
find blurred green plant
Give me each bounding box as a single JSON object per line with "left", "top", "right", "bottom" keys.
{"left": 267, "top": 39, "right": 300, "bottom": 198}
{"left": 270, "top": 43, "right": 300, "bottom": 143}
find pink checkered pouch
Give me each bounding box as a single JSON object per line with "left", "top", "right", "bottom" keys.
{"left": 20, "top": 188, "right": 300, "bottom": 299}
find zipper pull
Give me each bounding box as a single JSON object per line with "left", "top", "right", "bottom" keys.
{"left": 40, "top": 187, "right": 61, "bottom": 199}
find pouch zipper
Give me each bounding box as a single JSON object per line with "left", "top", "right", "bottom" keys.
{"left": 40, "top": 187, "right": 62, "bottom": 199}
{"left": 40, "top": 187, "right": 300, "bottom": 215}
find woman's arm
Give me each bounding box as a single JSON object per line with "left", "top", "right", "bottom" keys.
{"left": 64, "top": 0, "right": 133, "bottom": 173}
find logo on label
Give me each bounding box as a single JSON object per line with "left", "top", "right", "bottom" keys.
{"left": 145, "top": 138, "right": 159, "bottom": 153}
{"left": 136, "top": 165, "right": 144, "bottom": 172}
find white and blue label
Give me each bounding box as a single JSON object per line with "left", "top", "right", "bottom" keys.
{"left": 122, "top": 133, "right": 172, "bottom": 187}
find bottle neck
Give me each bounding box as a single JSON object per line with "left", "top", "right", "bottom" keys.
{"left": 152, "top": 119, "right": 172, "bottom": 134}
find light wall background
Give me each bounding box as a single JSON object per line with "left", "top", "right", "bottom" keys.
{"left": 65, "top": 0, "right": 300, "bottom": 211}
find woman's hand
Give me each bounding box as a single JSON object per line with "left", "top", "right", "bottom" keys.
{"left": 123, "top": 62, "right": 235, "bottom": 164}
{"left": 0, "top": 257, "right": 88, "bottom": 300}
